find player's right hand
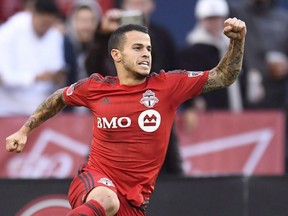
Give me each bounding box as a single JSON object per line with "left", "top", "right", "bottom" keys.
{"left": 6, "top": 131, "right": 27, "bottom": 153}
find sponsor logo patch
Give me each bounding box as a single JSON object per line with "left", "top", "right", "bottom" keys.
{"left": 187, "top": 71, "right": 204, "bottom": 77}
{"left": 138, "top": 109, "right": 161, "bottom": 132}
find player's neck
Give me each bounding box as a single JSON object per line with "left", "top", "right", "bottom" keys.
{"left": 117, "top": 72, "right": 146, "bottom": 86}
{"left": 118, "top": 75, "right": 146, "bottom": 86}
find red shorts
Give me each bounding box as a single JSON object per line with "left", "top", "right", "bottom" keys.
{"left": 68, "top": 168, "right": 146, "bottom": 216}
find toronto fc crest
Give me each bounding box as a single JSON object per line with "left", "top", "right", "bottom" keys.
{"left": 140, "top": 90, "right": 159, "bottom": 108}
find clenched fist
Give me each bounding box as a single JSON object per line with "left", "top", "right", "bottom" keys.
{"left": 6, "top": 131, "right": 27, "bottom": 153}
{"left": 224, "top": 17, "right": 247, "bottom": 41}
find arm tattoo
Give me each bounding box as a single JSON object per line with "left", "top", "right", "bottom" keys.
{"left": 202, "top": 39, "right": 245, "bottom": 93}
{"left": 23, "top": 88, "right": 67, "bottom": 133}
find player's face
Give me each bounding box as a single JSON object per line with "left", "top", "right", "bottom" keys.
{"left": 120, "top": 30, "right": 152, "bottom": 78}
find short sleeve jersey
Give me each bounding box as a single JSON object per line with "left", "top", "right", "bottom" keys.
{"left": 63, "top": 69, "right": 209, "bottom": 206}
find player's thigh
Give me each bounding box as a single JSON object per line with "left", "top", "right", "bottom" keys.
{"left": 86, "top": 186, "right": 120, "bottom": 214}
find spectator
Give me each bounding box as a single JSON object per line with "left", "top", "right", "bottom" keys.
{"left": 230, "top": 0, "right": 288, "bottom": 109}
{"left": 179, "top": 0, "right": 243, "bottom": 113}
{"left": 65, "top": 0, "right": 102, "bottom": 83}
{"left": 0, "top": 0, "right": 66, "bottom": 116}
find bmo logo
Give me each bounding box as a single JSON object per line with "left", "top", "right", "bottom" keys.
{"left": 97, "top": 110, "right": 161, "bottom": 132}
{"left": 97, "top": 117, "right": 131, "bottom": 128}
{"left": 138, "top": 109, "right": 161, "bottom": 132}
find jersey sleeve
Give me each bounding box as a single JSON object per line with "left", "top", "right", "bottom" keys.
{"left": 63, "top": 78, "right": 91, "bottom": 107}
{"left": 165, "top": 70, "right": 209, "bottom": 108}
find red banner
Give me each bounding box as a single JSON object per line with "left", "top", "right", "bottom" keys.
{"left": 175, "top": 111, "right": 285, "bottom": 176}
{"left": 0, "top": 114, "right": 92, "bottom": 178}
{"left": 0, "top": 111, "right": 285, "bottom": 178}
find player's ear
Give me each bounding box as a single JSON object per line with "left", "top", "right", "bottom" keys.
{"left": 111, "top": 49, "right": 121, "bottom": 62}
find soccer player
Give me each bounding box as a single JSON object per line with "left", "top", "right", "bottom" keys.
{"left": 6, "top": 17, "right": 246, "bottom": 216}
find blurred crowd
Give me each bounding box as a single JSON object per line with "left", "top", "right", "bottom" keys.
{"left": 1, "top": 0, "right": 288, "bottom": 172}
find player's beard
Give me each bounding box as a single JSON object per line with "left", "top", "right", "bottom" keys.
{"left": 134, "top": 72, "right": 149, "bottom": 80}
{"left": 123, "top": 59, "right": 150, "bottom": 80}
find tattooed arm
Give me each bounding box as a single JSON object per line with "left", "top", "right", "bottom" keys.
{"left": 202, "top": 18, "right": 247, "bottom": 93}
{"left": 5, "top": 88, "right": 67, "bottom": 153}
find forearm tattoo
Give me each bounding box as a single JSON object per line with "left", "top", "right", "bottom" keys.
{"left": 202, "top": 39, "right": 244, "bottom": 93}
{"left": 24, "top": 88, "right": 67, "bottom": 132}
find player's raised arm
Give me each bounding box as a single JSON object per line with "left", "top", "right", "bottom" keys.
{"left": 5, "top": 88, "right": 67, "bottom": 153}
{"left": 202, "top": 17, "right": 247, "bottom": 93}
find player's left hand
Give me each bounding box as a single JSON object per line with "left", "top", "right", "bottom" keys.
{"left": 223, "top": 17, "right": 247, "bottom": 41}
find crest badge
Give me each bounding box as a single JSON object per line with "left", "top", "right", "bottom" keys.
{"left": 97, "top": 178, "right": 115, "bottom": 187}
{"left": 140, "top": 90, "right": 159, "bottom": 108}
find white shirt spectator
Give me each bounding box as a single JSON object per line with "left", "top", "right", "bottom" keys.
{"left": 0, "top": 11, "right": 65, "bottom": 116}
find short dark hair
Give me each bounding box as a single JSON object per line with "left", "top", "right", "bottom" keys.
{"left": 34, "top": 0, "right": 60, "bottom": 16}
{"left": 108, "top": 24, "right": 149, "bottom": 53}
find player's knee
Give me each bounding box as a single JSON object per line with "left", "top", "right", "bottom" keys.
{"left": 87, "top": 186, "right": 120, "bottom": 215}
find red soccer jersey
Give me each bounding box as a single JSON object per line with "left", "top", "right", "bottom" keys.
{"left": 63, "top": 69, "right": 209, "bottom": 206}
